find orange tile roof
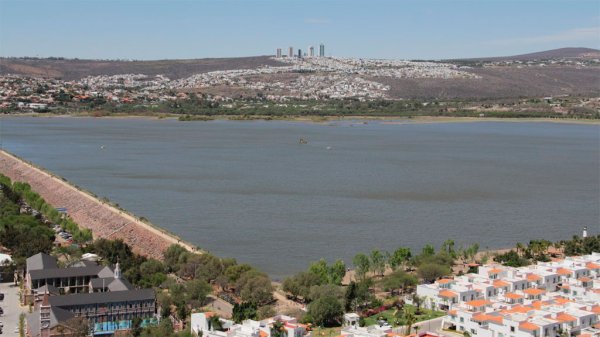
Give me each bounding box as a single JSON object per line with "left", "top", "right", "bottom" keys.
{"left": 448, "top": 310, "right": 457, "bottom": 316}
{"left": 508, "top": 305, "right": 533, "bottom": 314}
{"left": 438, "top": 278, "right": 454, "bottom": 284}
{"left": 487, "top": 315, "right": 503, "bottom": 324}
{"left": 505, "top": 293, "right": 523, "bottom": 299}
{"left": 586, "top": 262, "right": 600, "bottom": 269}
{"left": 561, "top": 284, "right": 570, "bottom": 289}
{"left": 472, "top": 313, "right": 503, "bottom": 324}
{"left": 579, "top": 334, "right": 591, "bottom": 337}
{"left": 526, "top": 273, "right": 542, "bottom": 282}
{"left": 466, "top": 299, "right": 492, "bottom": 307}
{"left": 488, "top": 268, "right": 503, "bottom": 274}
{"left": 578, "top": 276, "right": 592, "bottom": 282}
{"left": 493, "top": 280, "right": 510, "bottom": 288}
{"left": 439, "top": 290, "right": 458, "bottom": 298}
{"left": 553, "top": 297, "right": 572, "bottom": 305}
{"left": 556, "top": 268, "right": 572, "bottom": 276}
{"left": 523, "top": 288, "right": 545, "bottom": 296}
{"left": 531, "top": 301, "right": 545, "bottom": 309}
{"left": 591, "top": 305, "right": 600, "bottom": 314}
{"left": 260, "top": 331, "right": 269, "bottom": 337}
{"left": 204, "top": 311, "right": 216, "bottom": 318}
{"left": 519, "top": 322, "right": 540, "bottom": 331}
{"left": 556, "top": 312, "right": 576, "bottom": 323}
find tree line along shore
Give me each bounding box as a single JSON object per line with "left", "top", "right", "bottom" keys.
{"left": 0, "top": 149, "right": 198, "bottom": 260}
{"left": 0, "top": 168, "right": 598, "bottom": 336}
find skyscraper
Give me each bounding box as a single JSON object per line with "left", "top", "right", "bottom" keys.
{"left": 288, "top": 46, "right": 294, "bottom": 58}
{"left": 319, "top": 43, "right": 325, "bottom": 57}
{"left": 309, "top": 46, "right": 314, "bottom": 57}
{"left": 276, "top": 48, "right": 282, "bottom": 58}
{"left": 297, "top": 49, "right": 302, "bottom": 59}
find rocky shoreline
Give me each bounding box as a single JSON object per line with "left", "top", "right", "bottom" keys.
{"left": 0, "top": 149, "right": 197, "bottom": 260}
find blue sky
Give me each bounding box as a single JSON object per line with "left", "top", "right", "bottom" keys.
{"left": 0, "top": 0, "right": 598, "bottom": 60}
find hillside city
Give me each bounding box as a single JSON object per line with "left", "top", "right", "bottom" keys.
{"left": 1, "top": 52, "right": 599, "bottom": 115}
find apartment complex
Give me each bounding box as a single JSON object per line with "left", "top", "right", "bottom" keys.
{"left": 416, "top": 253, "right": 600, "bottom": 337}
{"left": 24, "top": 253, "right": 157, "bottom": 336}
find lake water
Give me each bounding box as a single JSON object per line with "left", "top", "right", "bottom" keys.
{"left": 1, "top": 117, "right": 598, "bottom": 278}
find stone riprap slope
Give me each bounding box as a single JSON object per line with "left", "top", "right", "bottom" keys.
{"left": 0, "top": 150, "right": 196, "bottom": 260}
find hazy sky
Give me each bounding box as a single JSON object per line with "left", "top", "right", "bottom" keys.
{"left": 1, "top": 0, "right": 598, "bottom": 60}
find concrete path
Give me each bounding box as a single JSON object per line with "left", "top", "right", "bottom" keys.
{"left": 0, "top": 282, "right": 28, "bottom": 337}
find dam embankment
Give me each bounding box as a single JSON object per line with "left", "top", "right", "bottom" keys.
{"left": 0, "top": 149, "right": 197, "bottom": 260}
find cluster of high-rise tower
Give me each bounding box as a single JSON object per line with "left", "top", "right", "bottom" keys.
{"left": 276, "top": 43, "right": 325, "bottom": 58}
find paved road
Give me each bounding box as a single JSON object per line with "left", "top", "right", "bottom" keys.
{"left": 393, "top": 316, "right": 445, "bottom": 335}
{"left": 205, "top": 295, "right": 233, "bottom": 318}
{"left": 0, "top": 282, "right": 27, "bottom": 337}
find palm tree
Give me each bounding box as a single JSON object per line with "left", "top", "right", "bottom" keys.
{"left": 412, "top": 294, "right": 424, "bottom": 315}
{"left": 208, "top": 314, "right": 223, "bottom": 331}
{"left": 515, "top": 243, "right": 525, "bottom": 257}
{"left": 403, "top": 307, "right": 415, "bottom": 336}
{"left": 271, "top": 320, "right": 286, "bottom": 337}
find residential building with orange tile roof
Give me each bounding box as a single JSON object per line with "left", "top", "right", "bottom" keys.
{"left": 418, "top": 253, "right": 600, "bottom": 337}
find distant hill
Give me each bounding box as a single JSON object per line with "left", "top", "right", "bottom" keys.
{"left": 0, "top": 56, "right": 281, "bottom": 80}
{"left": 458, "top": 47, "right": 600, "bottom": 62}
{"left": 1, "top": 49, "right": 599, "bottom": 99}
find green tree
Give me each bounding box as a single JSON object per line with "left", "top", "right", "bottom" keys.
{"left": 208, "top": 314, "right": 223, "bottom": 331}
{"left": 388, "top": 247, "right": 411, "bottom": 271}
{"left": 164, "top": 244, "right": 189, "bottom": 273}
{"left": 328, "top": 260, "right": 346, "bottom": 285}
{"left": 353, "top": 253, "right": 370, "bottom": 281}
{"left": 186, "top": 279, "right": 212, "bottom": 304}
{"left": 232, "top": 302, "right": 258, "bottom": 323}
{"left": 403, "top": 307, "right": 416, "bottom": 335}
{"left": 308, "top": 295, "right": 343, "bottom": 327}
{"left": 370, "top": 250, "right": 386, "bottom": 277}
{"left": 131, "top": 317, "right": 143, "bottom": 337}
{"left": 421, "top": 244, "right": 435, "bottom": 257}
{"left": 417, "top": 263, "right": 451, "bottom": 283}
{"left": 441, "top": 239, "right": 456, "bottom": 258}
{"left": 381, "top": 270, "right": 417, "bottom": 295}
{"left": 235, "top": 270, "right": 273, "bottom": 305}
{"left": 271, "top": 320, "right": 286, "bottom": 337}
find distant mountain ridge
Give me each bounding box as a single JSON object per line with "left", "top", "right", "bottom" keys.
{"left": 0, "top": 56, "right": 280, "bottom": 80}
{"left": 458, "top": 47, "right": 600, "bottom": 61}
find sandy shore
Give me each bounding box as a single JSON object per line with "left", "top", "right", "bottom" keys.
{"left": 4, "top": 113, "right": 600, "bottom": 125}
{"left": 0, "top": 149, "right": 197, "bottom": 260}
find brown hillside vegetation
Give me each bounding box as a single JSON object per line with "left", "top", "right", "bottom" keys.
{"left": 377, "top": 66, "right": 600, "bottom": 99}
{"left": 0, "top": 55, "right": 281, "bottom": 80}
{"left": 456, "top": 47, "right": 600, "bottom": 62}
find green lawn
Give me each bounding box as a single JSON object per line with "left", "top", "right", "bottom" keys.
{"left": 363, "top": 305, "right": 445, "bottom": 327}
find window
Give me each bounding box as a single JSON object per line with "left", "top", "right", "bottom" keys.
{"left": 471, "top": 329, "right": 477, "bottom": 335}
{"left": 510, "top": 327, "right": 515, "bottom": 332}
{"left": 460, "top": 317, "right": 464, "bottom": 323}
